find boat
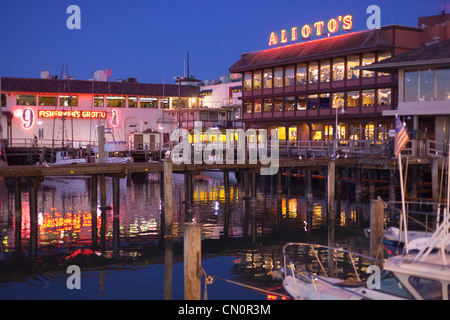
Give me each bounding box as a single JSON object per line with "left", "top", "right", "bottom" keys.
{"left": 47, "top": 149, "right": 86, "bottom": 165}
{"left": 94, "top": 141, "right": 133, "bottom": 164}
{"left": 282, "top": 213, "right": 450, "bottom": 300}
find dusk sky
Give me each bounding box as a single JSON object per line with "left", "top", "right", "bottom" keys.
{"left": 0, "top": 0, "right": 444, "bottom": 84}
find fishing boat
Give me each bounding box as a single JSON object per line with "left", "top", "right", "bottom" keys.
{"left": 49, "top": 149, "right": 86, "bottom": 165}
{"left": 282, "top": 213, "right": 450, "bottom": 300}
{"left": 94, "top": 141, "right": 133, "bottom": 164}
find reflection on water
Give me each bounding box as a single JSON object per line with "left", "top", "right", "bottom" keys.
{"left": 0, "top": 171, "right": 371, "bottom": 299}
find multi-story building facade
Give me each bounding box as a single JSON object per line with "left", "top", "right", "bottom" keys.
{"left": 367, "top": 38, "right": 450, "bottom": 154}
{"left": 228, "top": 25, "right": 424, "bottom": 152}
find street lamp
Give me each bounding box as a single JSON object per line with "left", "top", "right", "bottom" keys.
{"left": 334, "top": 102, "right": 346, "bottom": 155}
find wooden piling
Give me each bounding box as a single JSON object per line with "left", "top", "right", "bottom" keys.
{"left": 370, "top": 197, "right": 384, "bottom": 261}
{"left": 327, "top": 161, "right": 335, "bottom": 219}
{"left": 113, "top": 174, "right": 120, "bottom": 257}
{"left": 14, "top": 177, "right": 22, "bottom": 255}
{"left": 164, "top": 158, "right": 173, "bottom": 236}
{"left": 29, "top": 178, "right": 39, "bottom": 256}
{"left": 97, "top": 125, "right": 105, "bottom": 163}
{"left": 184, "top": 223, "right": 202, "bottom": 300}
{"left": 91, "top": 174, "right": 98, "bottom": 250}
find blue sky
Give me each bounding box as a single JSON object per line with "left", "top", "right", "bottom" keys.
{"left": 0, "top": 0, "right": 444, "bottom": 84}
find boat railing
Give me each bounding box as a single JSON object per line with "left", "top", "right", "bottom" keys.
{"left": 282, "top": 242, "right": 384, "bottom": 300}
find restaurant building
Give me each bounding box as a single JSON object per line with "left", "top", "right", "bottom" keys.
{"left": 0, "top": 74, "right": 200, "bottom": 149}
{"left": 228, "top": 24, "right": 425, "bottom": 149}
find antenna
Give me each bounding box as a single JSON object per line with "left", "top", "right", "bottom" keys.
{"left": 187, "top": 51, "right": 190, "bottom": 78}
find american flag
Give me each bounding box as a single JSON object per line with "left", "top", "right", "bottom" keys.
{"left": 394, "top": 116, "right": 409, "bottom": 158}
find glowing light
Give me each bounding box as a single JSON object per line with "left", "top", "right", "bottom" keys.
{"left": 268, "top": 14, "right": 353, "bottom": 46}
{"left": 38, "top": 110, "right": 107, "bottom": 119}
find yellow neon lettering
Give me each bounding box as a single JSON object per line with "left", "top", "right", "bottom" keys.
{"left": 268, "top": 32, "right": 278, "bottom": 46}
{"left": 291, "top": 27, "right": 298, "bottom": 41}
{"left": 314, "top": 21, "right": 325, "bottom": 36}
{"left": 327, "top": 18, "right": 338, "bottom": 33}
{"left": 301, "top": 24, "right": 311, "bottom": 38}
{"left": 281, "top": 29, "right": 288, "bottom": 43}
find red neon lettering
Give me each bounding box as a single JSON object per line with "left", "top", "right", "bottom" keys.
{"left": 342, "top": 15, "right": 353, "bottom": 30}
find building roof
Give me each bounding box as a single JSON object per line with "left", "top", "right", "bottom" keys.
{"left": 361, "top": 38, "right": 450, "bottom": 73}
{"left": 0, "top": 77, "right": 200, "bottom": 97}
{"left": 228, "top": 26, "right": 414, "bottom": 73}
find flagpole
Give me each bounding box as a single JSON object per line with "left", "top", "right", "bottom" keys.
{"left": 395, "top": 114, "right": 409, "bottom": 256}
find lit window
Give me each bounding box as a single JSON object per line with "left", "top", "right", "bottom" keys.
{"left": 274, "top": 98, "right": 283, "bottom": 111}
{"left": 244, "top": 72, "right": 252, "bottom": 91}
{"left": 296, "top": 63, "right": 307, "bottom": 85}
{"left": 332, "top": 57, "right": 345, "bottom": 81}
{"left": 296, "top": 96, "right": 306, "bottom": 110}
{"left": 377, "top": 88, "right": 391, "bottom": 105}
{"left": 17, "top": 94, "right": 36, "bottom": 106}
{"left": 289, "top": 126, "right": 297, "bottom": 141}
{"left": 38, "top": 95, "right": 57, "bottom": 106}
{"left": 332, "top": 92, "right": 344, "bottom": 109}
{"left": 128, "top": 96, "right": 137, "bottom": 108}
{"left": 362, "top": 53, "right": 375, "bottom": 78}
{"left": 107, "top": 96, "right": 126, "bottom": 107}
{"left": 94, "top": 95, "right": 104, "bottom": 107}
{"left": 285, "top": 66, "right": 295, "bottom": 87}
{"left": 285, "top": 97, "right": 295, "bottom": 111}
{"left": 278, "top": 127, "right": 286, "bottom": 141}
{"left": 141, "top": 97, "right": 158, "bottom": 108}
{"left": 263, "top": 69, "right": 273, "bottom": 89}
{"left": 253, "top": 71, "right": 262, "bottom": 90}
{"left": 378, "top": 51, "right": 392, "bottom": 76}
{"left": 347, "top": 55, "right": 360, "bottom": 80}
{"left": 274, "top": 67, "right": 283, "bottom": 88}
{"left": 308, "top": 61, "right": 319, "bottom": 84}
{"left": 59, "top": 95, "right": 78, "bottom": 107}
{"left": 243, "top": 101, "right": 252, "bottom": 113}
{"left": 254, "top": 100, "right": 262, "bottom": 113}
{"left": 347, "top": 91, "right": 360, "bottom": 107}
{"left": 320, "top": 60, "right": 331, "bottom": 83}
{"left": 263, "top": 99, "right": 273, "bottom": 112}
{"left": 362, "top": 90, "right": 375, "bottom": 106}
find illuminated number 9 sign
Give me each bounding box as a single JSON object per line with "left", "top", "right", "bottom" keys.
{"left": 22, "top": 109, "right": 34, "bottom": 129}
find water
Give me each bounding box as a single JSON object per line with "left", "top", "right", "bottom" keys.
{"left": 0, "top": 171, "right": 372, "bottom": 300}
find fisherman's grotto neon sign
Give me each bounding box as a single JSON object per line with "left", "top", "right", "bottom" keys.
{"left": 268, "top": 14, "right": 353, "bottom": 46}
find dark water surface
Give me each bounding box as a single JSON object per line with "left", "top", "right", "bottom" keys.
{"left": 0, "top": 171, "right": 372, "bottom": 300}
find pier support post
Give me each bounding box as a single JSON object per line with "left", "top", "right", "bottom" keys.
{"left": 306, "top": 169, "right": 313, "bottom": 202}
{"left": 91, "top": 174, "right": 98, "bottom": 250}
{"left": 355, "top": 167, "right": 362, "bottom": 203}
{"left": 97, "top": 125, "right": 105, "bottom": 164}
{"left": 327, "top": 161, "right": 335, "bottom": 219}
{"left": 389, "top": 169, "right": 396, "bottom": 203}
{"left": 370, "top": 197, "right": 384, "bottom": 261}
{"left": 29, "top": 178, "right": 39, "bottom": 257}
{"left": 164, "top": 158, "right": 173, "bottom": 236}
{"left": 113, "top": 174, "right": 120, "bottom": 257}
{"left": 14, "top": 178, "right": 22, "bottom": 256}
{"left": 184, "top": 223, "right": 202, "bottom": 300}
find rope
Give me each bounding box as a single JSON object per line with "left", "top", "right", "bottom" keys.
{"left": 201, "top": 267, "right": 290, "bottom": 300}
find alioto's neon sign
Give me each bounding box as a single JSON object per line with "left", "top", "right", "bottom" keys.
{"left": 268, "top": 14, "right": 353, "bottom": 46}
